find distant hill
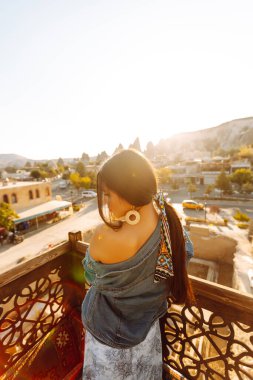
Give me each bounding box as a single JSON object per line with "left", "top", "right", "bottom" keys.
{"left": 1, "top": 117, "right": 253, "bottom": 167}
{"left": 0, "top": 154, "right": 33, "bottom": 168}
{"left": 156, "top": 117, "right": 253, "bottom": 160}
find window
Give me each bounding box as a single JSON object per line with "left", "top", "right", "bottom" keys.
{"left": 29, "top": 190, "right": 34, "bottom": 200}
{"left": 11, "top": 193, "right": 18, "bottom": 203}
{"left": 3, "top": 194, "right": 9, "bottom": 203}
{"left": 46, "top": 187, "right": 50, "bottom": 196}
{"left": 36, "top": 189, "right": 40, "bottom": 198}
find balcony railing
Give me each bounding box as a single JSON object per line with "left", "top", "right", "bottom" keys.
{"left": 0, "top": 231, "right": 252, "bottom": 380}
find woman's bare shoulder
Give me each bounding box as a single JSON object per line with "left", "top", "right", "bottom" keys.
{"left": 90, "top": 223, "right": 118, "bottom": 260}
{"left": 89, "top": 223, "right": 134, "bottom": 263}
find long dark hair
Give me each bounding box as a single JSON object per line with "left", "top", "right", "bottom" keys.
{"left": 97, "top": 149, "right": 194, "bottom": 304}
{"left": 162, "top": 202, "right": 195, "bottom": 304}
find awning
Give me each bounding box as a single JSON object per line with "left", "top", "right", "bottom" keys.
{"left": 14, "top": 200, "right": 72, "bottom": 224}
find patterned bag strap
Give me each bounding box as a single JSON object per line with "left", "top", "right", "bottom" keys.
{"left": 153, "top": 192, "right": 174, "bottom": 283}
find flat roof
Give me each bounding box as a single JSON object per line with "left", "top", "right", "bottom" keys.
{"left": 0, "top": 181, "right": 49, "bottom": 190}
{"left": 14, "top": 200, "right": 71, "bottom": 224}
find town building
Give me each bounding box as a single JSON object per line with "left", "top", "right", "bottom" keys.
{"left": 230, "top": 159, "right": 252, "bottom": 173}
{"left": 0, "top": 180, "right": 72, "bottom": 231}
{"left": 0, "top": 180, "right": 52, "bottom": 212}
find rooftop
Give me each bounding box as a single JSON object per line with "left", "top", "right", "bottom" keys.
{"left": 0, "top": 181, "right": 48, "bottom": 190}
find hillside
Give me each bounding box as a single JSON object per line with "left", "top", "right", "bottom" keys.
{"left": 156, "top": 117, "right": 253, "bottom": 160}
{"left": 1, "top": 117, "right": 253, "bottom": 167}
{"left": 0, "top": 154, "right": 32, "bottom": 168}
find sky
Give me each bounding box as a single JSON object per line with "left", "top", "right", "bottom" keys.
{"left": 0, "top": 0, "right": 253, "bottom": 160}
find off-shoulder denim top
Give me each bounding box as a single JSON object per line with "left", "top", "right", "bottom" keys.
{"left": 81, "top": 219, "right": 193, "bottom": 349}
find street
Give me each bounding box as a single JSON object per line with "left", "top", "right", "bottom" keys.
{"left": 0, "top": 199, "right": 101, "bottom": 272}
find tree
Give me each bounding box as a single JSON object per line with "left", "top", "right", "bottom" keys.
{"left": 156, "top": 168, "right": 172, "bottom": 185}
{"left": 204, "top": 185, "right": 213, "bottom": 196}
{"left": 46, "top": 168, "right": 57, "bottom": 178}
{"left": 69, "top": 172, "right": 81, "bottom": 191}
{"left": 230, "top": 169, "right": 253, "bottom": 188}
{"left": 30, "top": 170, "right": 41, "bottom": 180}
{"left": 62, "top": 172, "right": 70, "bottom": 180}
{"left": 5, "top": 166, "right": 17, "bottom": 173}
{"left": 80, "top": 176, "right": 91, "bottom": 189}
{"left": 215, "top": 171, "right": 232, "bottom": 194}
{"left": 0, "top": 202, "right": 18, "bottom": 230}
{"left": 242, "top": 182, "right": 253, "bottom": 194}
{"left": 25, "top": 161, "right": 32, "bottom": 168}
{"left": 75, "top": 161, "right": 86, "bottom": 177}
{"left": 187, "top": 183, "right": 197, "bottom": 198}
{"left": 238, "top": 145, "right": 253, "bottom": 161}
{"left": 87, "top": 171, "right": 97, "bottom": 188}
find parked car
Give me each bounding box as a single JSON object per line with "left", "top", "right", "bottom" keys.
{"left": 182, "top": 200, "right": 204, "bottom": 210}
{"left": 59, "top": 180, "right": 68, "bottom": 189}
{"left": 82, "top": 190, "right": 97, "bottom": 198}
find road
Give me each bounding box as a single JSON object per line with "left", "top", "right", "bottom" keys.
{"left": 0, "top": 199, "right": 101, "bottom": 273}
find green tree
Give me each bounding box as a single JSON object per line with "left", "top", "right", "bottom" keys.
{"left": 230, "top": 169, "right": 253, "bottom": 188}
{"left": 75, "top": 161, "right": 86, "bottom": 177}
{"left": 0, "top": 202, "right": 18, "bottom": 230}
{"left": 87, "top": 171, "right": 97, "bottom": 188}
{"left": 156, "top": 168, "right": 172, "bottom": 185}
{"left": 238, "top": 145, "right": 253, "bottom": 161}
{"left": 204, "top": 185, "right": 213, "bottom": 196}
{"left": 242, "top": 182, "right": 253, "bottom": 194}
{"left": 62, "top": 172, "right": 70, "bottom": 180}
{"left": 5, "top": 166, "right": 17, "bottom": 173}
{"left": 47, "top": 168, "right": 57, "bottom": 178}
{"left": 30, "top": 169, "right": 41, "bottom": 180}
{"left": 215, "top": 171, "right": 232, "bottom": 194}
{"left": 187, "top": 183, "right": 197, "bottom": 198}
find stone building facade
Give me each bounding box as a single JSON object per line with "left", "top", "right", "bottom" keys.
{"left": 0, "top": 181, "right": 52, "bottom": 212}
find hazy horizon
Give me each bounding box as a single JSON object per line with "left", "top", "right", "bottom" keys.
{"left": 1, "top": 1, "right": 253, "bottom": 159}
{"left": 1, "top": 115, "right": 253, "bottom": 161}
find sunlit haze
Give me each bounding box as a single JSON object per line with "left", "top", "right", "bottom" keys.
{"left": 1, "top": 0, "right": 252, "bottom": 159}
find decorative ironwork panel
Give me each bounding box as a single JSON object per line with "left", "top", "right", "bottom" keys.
{"left": 161, "top": 300, "right": 253, "bottom": 380}
{"left": 0, "top": 257, "right": 70, "bottom": 375}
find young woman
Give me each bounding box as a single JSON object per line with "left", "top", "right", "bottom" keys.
{"left": 81, "top": 149, "right": 194, "bottom": 379}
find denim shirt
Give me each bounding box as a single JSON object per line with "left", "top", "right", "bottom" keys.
{"left": 81, "top": 220, "right": 193, "bottom": 349}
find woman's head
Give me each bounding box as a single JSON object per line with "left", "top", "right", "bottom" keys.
{"left": 97, "top": 149, "right": 157, "bottom": 226}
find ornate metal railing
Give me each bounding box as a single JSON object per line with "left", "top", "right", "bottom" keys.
{"left": 0, "top": 231, "right": 252, "bottom": 380}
